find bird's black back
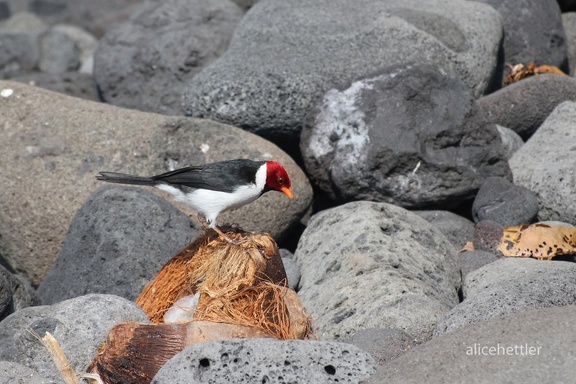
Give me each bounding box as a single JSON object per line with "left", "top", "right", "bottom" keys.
{"left": 151, "top": 159, "right": 265, "bottom": 193}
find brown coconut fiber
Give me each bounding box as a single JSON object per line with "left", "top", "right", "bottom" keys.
{"left": 136, "top": 229, "right": 314, "bottom": 340}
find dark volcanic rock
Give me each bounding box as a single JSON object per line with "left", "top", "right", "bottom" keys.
{"left": 301, "top": 63, "right": 511, "bottom": 208}
{"left": 472, "top": 176, "right": 539, "bottom": 226}
{"left": 37, "top": 186, "right": 200, "bottom": 304}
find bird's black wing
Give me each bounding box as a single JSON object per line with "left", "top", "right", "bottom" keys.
{"left": 151, "top": 159, "right": 265, "bottom": 193}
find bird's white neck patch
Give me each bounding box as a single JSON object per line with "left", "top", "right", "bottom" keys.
{"left": 254, "top": 162, "right": 267, "bottom": 192}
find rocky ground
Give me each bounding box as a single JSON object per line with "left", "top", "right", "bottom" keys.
{"left": 1, "top": 0, "right": 576, "bottom": 383}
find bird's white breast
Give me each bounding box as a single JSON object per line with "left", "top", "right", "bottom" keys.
{"left": 156, "top": 163, "right": 267, "bottom": 227}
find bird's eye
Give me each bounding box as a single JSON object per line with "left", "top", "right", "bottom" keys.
{"left": 277, "top": 177, "right": 285, "bottom": 185}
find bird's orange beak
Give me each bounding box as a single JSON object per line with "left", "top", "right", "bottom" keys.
{"left": 281, "top": 186, "right": 294, "bottom": 199}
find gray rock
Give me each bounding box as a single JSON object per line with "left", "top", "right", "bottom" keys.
{"left": 281, "top": 257, "right": 300, "bottom": 291}
{"left": 496, "top": 125, "right": 523, "bottom": 159}
{"left": 38, "top": 186, "right": 200, "bottom": 304}
{"left": 0, "top": 80, "right": 312, "bottom": 286}
{"left": 301, "top": 63, "right": 511, "bottom": 208}
{"left": 0, "top": 13, "right": 46, "bottom": 78}
{"left": 475, "top": 0, "right": 568, "bottom": 73}
{"left": 183, "top": 0, "right": 502, "bottom": 147}
{"left": 458, "top": 250, "right": 499, "bottom": 281}
{"left": 477, "top": 74, "right": 576, "bottom": 139}
{"left": 367, "top": 305, "right": 576, "bottom": 383}
{"left": 0, "top": 361, "right": 55, "bottom": 384}
{"left": 0, "top": 294, "right": 149, "bottom": 382}
{"left": 510, "top": 101, "right": 576, "bottom": 223}
{"left": 434, "top": 258, "right": 576, "bottom": 336}
{"left": 294, "top": 201, "right": 460, "bottom": 343}
{"left": 94, "top": 0, "right": 244, "bottom": 115}
{"left": 0, "top": 265, "right": 36, "bottom": 321}
{"left": 472, "top": 176, "right": 539, "bottom": 226}
{"left": 38, "top": 28, "right": 80, "bottom": 74}
{"left": 52, "top": 24, "right": 98, "bottom": 74}
{"left": 344, "top": 328, "right": 416, "bottom": 366}
{"left": 152, "top": 339, "right": 376, "bottom": 384}
{"left": 562, "top": 13, "right": 576, "bottom": 75}
{"left": 413, "top": 210, "right": 475, "bottom": 249}
{"left": 4, "top": 0, "right": 141, "bottom": 38}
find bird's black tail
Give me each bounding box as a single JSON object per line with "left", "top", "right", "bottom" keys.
{"left": 96, "top": 172, "right": 157, "bottom": 186}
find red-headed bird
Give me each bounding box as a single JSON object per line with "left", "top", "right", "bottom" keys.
{"left": 96, "top": 159, "right": 293, "bottom": 242}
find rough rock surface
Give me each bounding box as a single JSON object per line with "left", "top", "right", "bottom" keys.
{"left": 0, "top": 361, "right": 55, "bottom": 384}
{"left": 475, "top": 0, "right": 568, "bottom": 72}
{"left": 0, "top": 81, "right": 312, "bottom": 286}
{"left": 183, "top": 0, "right": 503, "bottom": 147}
{"left": 472, "top": 176, "right": 539, "bottom": 226}
{"left": 413, "top": 210, "right": 475, "bottom": 249}
{"left": 434, "top": 258, "right": 576, "bottom": 336}
{"left": 477, "top": 75, "right": 576, "bottom": 139}
{"left": 301, "top": 63, "right": 511, "bottom": 208}
{"left": 0, "top": 294, "right": 149, "bottom": 382}
{"left": 458, "top": 250, "right": 499, "bottom": 281}
{"left": 367, "top": 306, "right": 576, "bottom": 383}
{"left": 38, "top": 186, "right": 200, "bottom": 304}
{"left": 295, "top": 201, "right": 460, "bottom": 343}
{"left": 94, "top": 0, "right": 244, "bottom": 115}
{"left": 344, "top": 328, "right": 416, "bottom": 366}
{"left": 152, "top": 339, "right": 376, "bottom": 384}
{"left": 0, "top": 265, "right": 36, "bottom": 321}
{"left": 510, "top": 101, "right": 576, "bottom": 223}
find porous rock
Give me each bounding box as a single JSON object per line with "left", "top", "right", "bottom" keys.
{"left": 413, "top": 210, "right": 475, "bottom": 249}
{"left": 295, "top": 201, "right": 460, "bottom": 343}
{"left": 38, "top": 186, "right": 199, "bottom": 305}
{"left": 510, "top": 101, "right": 576, "bottom": 223}
{"left": 434, "top": 258, "right": 576, "bottom": 336}
{"left": 0, "top": 294, "right": 149, "bottom": 382}
{"left": 152, "top": 339, "right": 376, "bottom": 384}
{"left": 367, "top": 306, "right": 576, "bottom": 383}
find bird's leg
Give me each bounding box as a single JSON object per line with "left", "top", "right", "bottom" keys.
{"left": 212, "top": 225, "right": 248, "bottom": 245}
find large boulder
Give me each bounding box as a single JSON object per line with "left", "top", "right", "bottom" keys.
{"left": 434, "top": 258, "right": 576, "bottom": 336}
{"left": 368, "top": 305, "right": 576, "bottom": 383}
{"left": 301, "top": 63, "right": 511, "bottom": 208}
{"left": 182, "top": 0, "right": 503, "bottom": 149}
{"left": 510, "top": 101, "right": 576, "bottom": 223}
{"left": 152, "top": 339, "right": 376, "bottom": 383}
{"left": 37, "top": 186, "right": 200, "bottom": 304}
{"left": 294, "top": 201, "right": 460, "bottom": 343}
{"left": 0, "top": 81, "right": 312, "bottom": 286}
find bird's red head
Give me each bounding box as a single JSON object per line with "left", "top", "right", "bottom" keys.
{"left": 265, "top": 161, "right": 294, "bottom": 199}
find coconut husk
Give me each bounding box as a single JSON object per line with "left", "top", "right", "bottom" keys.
{"left": 88, "top": 321, "right": 274, "bottom": 384}
{"left": 89, "top": 228, "right": 315, "bottom": 383}
{"left": 136, "top": 229, "right": 290, "bottom": 325}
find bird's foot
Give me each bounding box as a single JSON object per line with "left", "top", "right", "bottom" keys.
{"left": 212, "top": 226, "right": 247, "bottom": 245}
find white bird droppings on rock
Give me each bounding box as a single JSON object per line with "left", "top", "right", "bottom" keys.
{"left": 1, "top": 88, "right": 14, "bottom": 98}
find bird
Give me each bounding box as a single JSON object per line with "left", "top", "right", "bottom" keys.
{"left": 96, "top": 159, "right": 294, "bottom": 242}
